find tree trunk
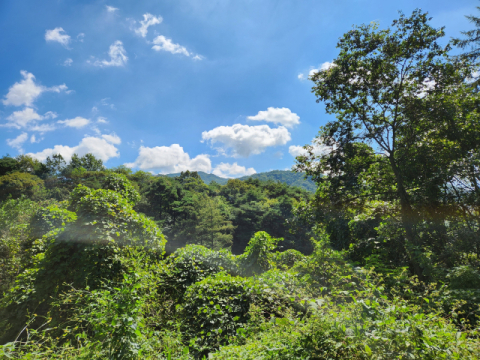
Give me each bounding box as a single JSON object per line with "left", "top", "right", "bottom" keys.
{"left": 389, "top": 155, "right": 425, "bottom": 279}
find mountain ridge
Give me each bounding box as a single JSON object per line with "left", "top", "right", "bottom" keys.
{"left": 161, "top": 170, "right": 316, "bottom": 192}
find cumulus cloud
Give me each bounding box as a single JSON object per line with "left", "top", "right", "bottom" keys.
{"left": 63, "top": 58, "right": 73, "bottom": 66}
{"left": 7, "top": 132, "right": 28, "bottom": 151}
{"left": 106, "top": 5, "right": 119, "bottom": 12}
{"left": 28, "top": 135, "right": 121, "bottom": 162}
{"left": 97, "top": 117, "right": 108, "bottom": 124}
{"left": 45, "top": 27, "right": 71, "bottom": 47}
{"left": 152, "top": 35, "right": 190, "bottom": 56}
{"left": 57, "top": 117, "right": 91, "bottom": 128}
{"left": 2, "top": 108, "right": 58, "bottom": 131}
{"left": 289, "top": 141, "right": 332, "bottom": 158}
{"left": 125, "top": 144, "right": 211, "bottom": 174}
{"left": 93, "top": 41, "right": 128, "bottom": 67}
{"left": 77, "top": 33, "right": 85, "bottom": 42}
{"left": 5, "top": 108, "right": 43, "bottom": 128}
{"left": 202, "top": 124, "right": 291, "bottom": 157}
{"left": 2, "top": 71, "right": 68, "bottom": 107}
{"left": 247, "top": 107, "right": 300, "bottom": 128}
{"left": 212, "top": 162, "right": 256, "bottom": 178}
{"left": 102, "top": 133, "right": 121, "bottom": 144}
{"left": 134, "top": 13, "right": 162, "bottom": 37}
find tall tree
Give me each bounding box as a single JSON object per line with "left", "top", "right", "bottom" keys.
{"left": 195, "top": 195, "right": 234, "bottom": 250}
{"left": 295, "top": 10, "right": 480, "bottom": 278}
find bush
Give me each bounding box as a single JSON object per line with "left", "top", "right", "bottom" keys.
{"left": 158, "top": 245, "right": 238, "bottom": 305}
{"left": 273, "top": 249, "right": 305, "bottom": 269}
{"left": 180, "top": 272, "right": 291, "bottom": 357}
{"left": 237, "top": 231, "right": 282, "bottom": 276}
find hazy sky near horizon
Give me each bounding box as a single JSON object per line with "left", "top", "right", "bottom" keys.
{"left": 0, "top": 0, "right": 476, "bottom": 178}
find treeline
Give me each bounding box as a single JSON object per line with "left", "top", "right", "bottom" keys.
{"left": 0, "top": 153, "right": 314, "bottom": 255}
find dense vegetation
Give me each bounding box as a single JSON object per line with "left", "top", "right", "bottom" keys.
{"left": 0, "top": 9, "right": 480, "bottom": 359}
{"left": 164, "top": 170, "right": 317, "bottom": 192}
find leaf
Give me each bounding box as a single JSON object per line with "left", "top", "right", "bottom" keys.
{"left": 365, "top": 344, "right": 372, "bottom": 356}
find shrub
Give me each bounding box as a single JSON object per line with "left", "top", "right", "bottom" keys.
{"left": 158, "top": 245, "right": 238, "bottom": 304}
{"left": 273, "top": 249, "right": 305, "bottom": 269}
{"left": 180, "top": 272, "right": 291, "bottom": 357}
{"left": 237, "top": 231, "right": 281, "bottom": 276}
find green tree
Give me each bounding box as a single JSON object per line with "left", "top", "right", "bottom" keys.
{"left": 0, "top": 156, "right": 18, "bottom": 176}
{"left": 452, "top": 2, "right": 480, "bottom": 63}
{"left": 0, "top": 172, "right": 44, "bottom": 201}
{"left": 196, "top": 195, "right": 234, "bottom": 250}
{"left": 295, "top": 10, "right": 480, "bottom": 278}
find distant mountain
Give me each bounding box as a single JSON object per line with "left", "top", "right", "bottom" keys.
{"left": 163, "top": 170, "right": 316, "bottom": 192}
{"left": 238, "top": 170, "right": 316, "bottom": 192}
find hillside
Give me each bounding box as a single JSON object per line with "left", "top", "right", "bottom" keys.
{"left": 163, "top": 170, "right": 316, "bottom": 192}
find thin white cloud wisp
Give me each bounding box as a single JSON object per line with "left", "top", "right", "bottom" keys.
{"left": 93, "top": 41, "right": 128, "bottom": 67}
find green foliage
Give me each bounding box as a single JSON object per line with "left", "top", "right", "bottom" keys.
{"left": 237, "top": 231, "right": 281, "bottom": 276}
{"left": 0, "top": 172, "right": 45, "bottom": 202}
{"left": 159, "top": 245, "right": 238, "bottom": 304}
{"left": 0, "top": 198, "right": 39, "bottom": 297}
{"left": 273, "top": 249, "right": 305, "bottom": 270}
{"left": 102, "top": 172, "right": 141, "bottom": 205}
{"left": 181, "top": 272, "right": 291, "bottom": 357}
{"left": 29, "top": 205, "right": 77, "bottom": 241}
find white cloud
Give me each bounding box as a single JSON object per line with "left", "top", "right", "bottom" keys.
{"left": 192, "top": 54, "right": 204, "bottom": 61}
{"left": 77, "top": 33, "right": 85, "bottom": 42}
{"left": 63, "top": 58, "right": 73, "bottom": 66}
{"left": 247, "top": 107, "right": 300, "bottom": 128}
{"left": 29, "top": 123, "right": 57, "bottom": 133}
{"left": 152, "top": 35, "right": 190, "bottom": 56}
{"left": 7, "top": 132, "right": 28, "bottom": 151}
{"left": 309, "top": 61, "right": 336, "bottom": 77}
{"left": 93, "top": 41, "right": 128, "bottom": 67}
{"left": 44, "top": 111, "right": 57, "bottom": 119}
{"left": 298, "top": 61, "right": 336, "bottom": 80}
{"left": 45, "top": 27, "right": 71, "bottom": 47}
{"left": 102, "top": 133, "right": 121, "bottom": 144}
{"left": 57, "top": 116, "right": 91, "bottom": 128}
{"left": 202, "top": 124, "right": 291, "bottom": 157}
{"left": 28, "top": 135, "right": 121, "bottom": 162}
{"left": 97, "top": 116, "right": 108, "bottom": 123}
{"left": 30, "top": 135, "right": 42, "bottom": 143}
{"left": 2, "top": 71, "right": 68, "bottom": 107}
{"left": 134, "top": 13, "right": 162, "bottom": 37}
{"left": 289, "top": 141, "right": 332, "bottom": 158}
{"left": 125, "top": 144, "right": 211, "bottom": 174}
{"left": 5, "top": 108, "right": 43, "bottom": 128}
{"left": 212, "top": 162, "right": 256, "bottom": 178}
{"left": 106, "top": 5, "right": 119, "bottom": 12}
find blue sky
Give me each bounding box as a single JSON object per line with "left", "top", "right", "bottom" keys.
{"left": 0, "top": 0, "right": 476, "bottom": 178}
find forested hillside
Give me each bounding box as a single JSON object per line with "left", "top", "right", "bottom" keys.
{"left": 0, "top": 9, "right": 479, "bottom": 359}
{"left": 164, "top": 170, "right": 316, "bottom": 192}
